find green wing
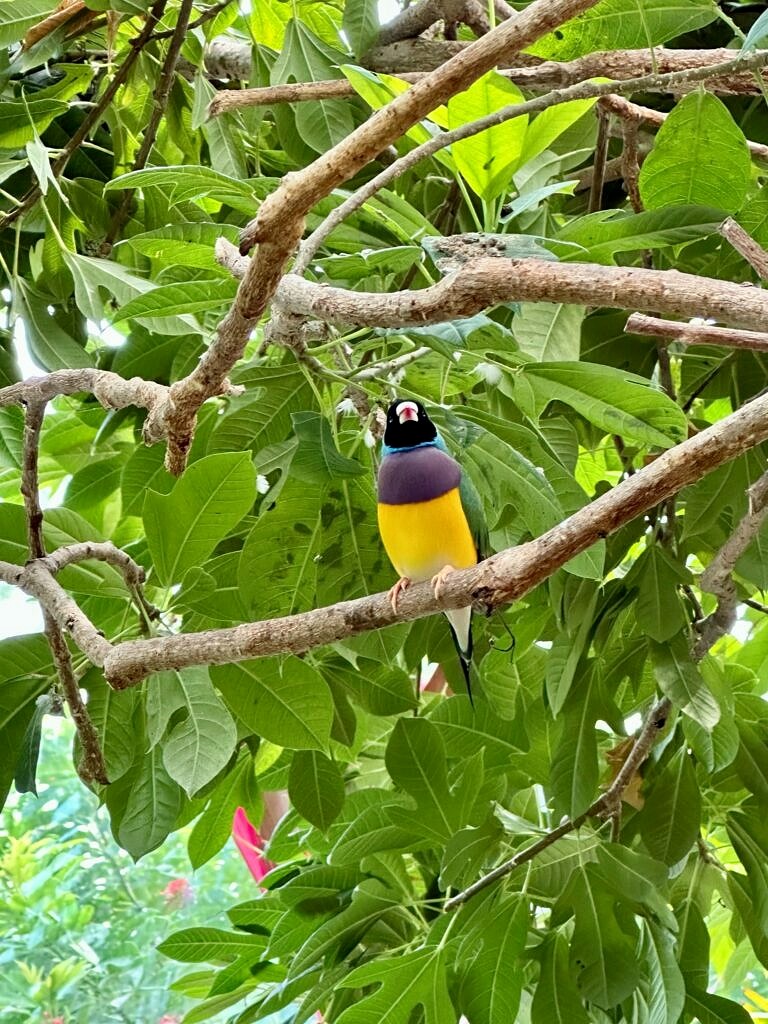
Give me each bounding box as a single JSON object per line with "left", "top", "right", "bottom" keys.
{"left": 459, "top": 468, "right": 489, "bottom": 561}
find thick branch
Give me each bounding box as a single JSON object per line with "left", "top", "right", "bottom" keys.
{"left": 89, "top": 384, "right": 768, "bottom": 687}
{"left": 626, "top": 313, "right": 768, "bottom": 352}
{"left": 275, "top": 258, "right": 768, "bottom": 331}
{"left": 377, "top": 0, "right": 469, "bottom": 46}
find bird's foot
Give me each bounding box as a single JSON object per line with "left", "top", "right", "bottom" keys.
{"left": 388, "top": 577, "right": 412, "bottom": 613}
{"left": 431, "top": 564, "right": 457, "bottom": 600}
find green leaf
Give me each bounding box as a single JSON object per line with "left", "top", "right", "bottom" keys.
{"left": 288, "top": 749, "right": 345, "bottom": 830}
{"left": 291, "top": 879, "right": 400, "bottom": 977}
{"left": 650, "top": 635, "right": 720, "bottom": 728}
{"left": 523, "top": 362, "right": 687, "bottom": 448}
{"left": 639, "top": 93, "right": 751, "bottom": 214}
{"left": 143, "top": 452, "right": 255, "bottom": 586}
{"left": 685, "top": 987, "right": 753, "bottom": 1024}
{"left": 530, "top": 0, "right": 717, "bottom": 60}
{"left": 514, "top": 302, "right": 584, "bottom": 362}
{"left": 447, "top": 71, "right": 528, "bottom": 200}
{"left": 342, "top": 0, "right": 379, "bottom": 56}
{"left": 148, "top": 668, "right": 238, "bottom": 797}
{"left": 634, "top": 546, "right": 690, "bottom": 644}
{"left": 385, "top": 717, "right": 456, "bottom": 841}
{"left": 211, "top": 364, "right": 315, "bottom": 456}
{"left": 213, "top": 657, "right": 334, "bottom": 751}
{"left": 336, "top": 946, "right": 454, "bottom": 1024}
{"left": 640, "top": 919, "right": 686, "bottom": 1024}
{"left": 458, "top": 894, "right": 529, "bottom": 1024}
{"left": 290, "top": 411, "right": 364, "bottom": 484}
{"left": 0, "top": 0, "right": 57, "bottom": 46}
{"left": 158, "top": 927, "right": 267, "bottom": 964}
{"left": 13, "top": 694, "right": 47, "bottom": 796}
{"left": 640, "top": 746, "right": 701, "bottom": 865}
{"left": 733, "top": 720, "right": 768, "bottom": 801}
{"left": 0, "top": 99, "right": 67, "bottom": 148}
{"left": 558, "top": 205, "right": 725, "bottom": 264}
{"left": 551, "top": 668, "right": 599, "bottom": 817}
{"left": 273, "top": 21, "right": 355, "bottom": 154}
{"left": 117, "top": 745, "right": 183, "bottom": 860}
{"left": 743, "top": 8, "right": 768, "bottom": 51}
{"left": 106, "top": 165, "right": 258, "bottom": 214}
{"left": 532, "top": 932, "right": 589, "bottom": 1024}
{"left": 82, "top": 670, "right": 137, "bottom": 783}
{"left": 15, "top": 282, "right": 93, "bottom": 371}
{"left": 556, "top": 863, "right": 640, "bottom": 1007}
{"left": 188, "top": 752, "right": 258, "bottom": 869}
{"left": 112, "top": 279, "right": 237, "bottom": 323}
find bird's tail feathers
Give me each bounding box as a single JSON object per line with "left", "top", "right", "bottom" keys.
{"left": 445, "top": 607, "right": 474, "bottom": 708}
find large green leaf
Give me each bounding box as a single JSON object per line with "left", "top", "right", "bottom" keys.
{"left": 188, "top": 752, "right": 258, "bottom": 869}
{"left": 531, "top": 932, "right": 590, "bottom": 1024}
{"left": 558, "top": 205, "right": 725, "bottom": 264}
{"left": 288, "top": 749, "right": 345, "bottom": 831}
{"left": 447, "top": 71, "right": 528, "bottom": 201}
{"left": 523, "top": 362, "right": 688, "bottom": 448}
{"left": 650, "top": 635, "right": 720, "bottom": 728}
{"left": 116, "top": 745, "right": 183, "bottom": 860}
{"left": 158, "top": 927, "right": 267, "bottom": 964}
{"left": 336, "top": 946, "right": 454, "bottom": 1024}
{"left": 640, "top": 745, "right": 701, "bottom": 865}
{"left": 213, "top": 657, "right": 334, "bottom": 751}
{"left": 143, "top": 452, "right": 255, "bottom": 586}
{"left": 0, "top": 99, "right": 67, "bottom": 147}
{"left": 458, "top": 894, "right": 529, "bottom": 1024}
{"left": 530, "top": 0, "right": 717, "bottom": 59}
{"left": 639, "top": 93, "right": 751, "bottom": 213}
{"left": 146, "top": 668, "right": 238, "bottom": 797}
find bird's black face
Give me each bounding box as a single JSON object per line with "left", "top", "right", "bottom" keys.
{"left": 383, "top": 399, "right": 437, "bottom": 449}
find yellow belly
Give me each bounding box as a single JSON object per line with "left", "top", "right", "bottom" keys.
{"left": 377, "top": 488, "right": 477, "bottom": 581}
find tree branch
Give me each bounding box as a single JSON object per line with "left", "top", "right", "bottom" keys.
{"left": 625, "top": 313, "right": 768, "bottom": 352}
{"left": 294, "top": 50, "right": 768, "bottom": 272}
{"left": 694, "top": 471, "right": 768, "bottom": 658}
{"left": 275, "top": 258, "right": 768, "bottom": 331}
{"left": 92, "top": 384, "right": 768, "bottom": 685}
{"left": 105, "top": 0, "right": 195, "bottom": 247}
{"left": 443, "top": 696, "right": 671, "bottom": 910}
{"left": 19, "top": 403, "right": 109, "bottom": 785}
{"left": 719, "top": 217, "right": 768, "bottom": 279}
{"left": 377, "top": 0, "right": 470, "bottom": 47}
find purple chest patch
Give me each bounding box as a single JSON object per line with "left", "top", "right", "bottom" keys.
{"left": 377, "top": 446, "right": 461, "bottom": 505}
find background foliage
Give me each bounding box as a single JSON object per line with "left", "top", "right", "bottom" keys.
{"left": 5, "top": 0, "right": 768, "bottom": 1021}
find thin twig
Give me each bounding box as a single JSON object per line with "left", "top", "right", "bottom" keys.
{"left": 19, "top": 404, "right": 108, "bottom": 785}
{"left": 0, "top": 0, "right": 169, "bottom": 234}
{"left": 720, "top": 217, "right": 768, "bottom": 280}
{"left": 599, "top": 94, "right": 768, "bottom": 161}
{"left": 626, "top": 313, "right": 768, "bottom": 352}
{"left": 152, "top": 0, "right": 232, "bottom": 40}
{"left": 105, "top": 0, "right": 195, "bottom": 247}
{"left": 694, "top": 470, "right": 768, "bottom": 657}
{"left": 588, "top": 104, "right": 610, "bottom": 213}
{"left": 620, "top": 117, "right": 644, "bottom": 213}
{"left": 444, "top": 696, "right": 672, "bottom": 909}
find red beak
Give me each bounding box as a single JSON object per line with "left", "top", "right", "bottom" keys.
{"left": 397, "top": 402, "right": 419, "bottom": 424}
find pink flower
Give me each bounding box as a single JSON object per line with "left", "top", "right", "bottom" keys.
{"left": 162, "top": 878, "right": 193, "bottom": 907}
{"left": 233, "top": 806, "right": 274, "bottom": 885}
{"left": 157, "top": 1016, "right": 181, "bottom": 1024}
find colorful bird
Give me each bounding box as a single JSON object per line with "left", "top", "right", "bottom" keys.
{"left": 376, "top": 399, "right": 488, "bottom": 704}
